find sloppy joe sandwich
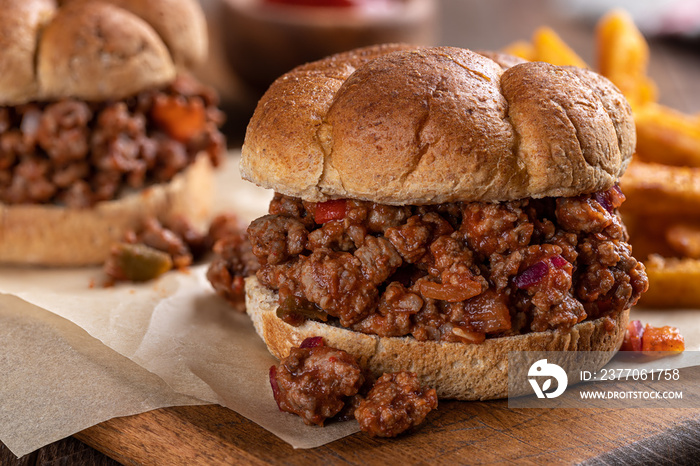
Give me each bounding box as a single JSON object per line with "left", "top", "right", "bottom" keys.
{"left": 238, "top": 44, "right": 648, "bottom": 400}
{"left": 0, "top": 0, "right": 225, "bottom": 266}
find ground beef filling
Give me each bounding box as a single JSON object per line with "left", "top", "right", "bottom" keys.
{"left": 355, "top": 371, "right": 438, "bottom": 438}
{"left": 248, "top": 188, "right": 648, "bottom": 343}
{"left": 269, "top": 336, "right": 437, "bottom": 436}
{"left": 207, "top": 226, "right": 260, "bottom": 312}
{"left": 105, "top": 213, "right": 245, "bottom": 286}
{"left": 269, "top": 336, "right": 365, "bottom": 426}
{"left": 0, "top": 74, "right": 225, "bottom": 207}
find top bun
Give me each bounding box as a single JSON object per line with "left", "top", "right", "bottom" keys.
{"left": 0, "top": 0, "right": 207, "bottom": 104}
{"left": 241, "top": 44, "right": 635, "bottom": 205}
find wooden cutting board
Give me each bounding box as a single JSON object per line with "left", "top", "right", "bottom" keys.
{"left": 75, "top": 397, "right": 700, "bottom": 464}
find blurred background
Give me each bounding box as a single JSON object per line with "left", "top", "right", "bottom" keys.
{"left": 3, "top": 1, "right": 699, "bottom": 463}
{"left": 194, "top": 0, "right": 700, "bottom": 146}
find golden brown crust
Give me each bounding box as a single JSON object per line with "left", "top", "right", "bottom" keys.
{"left": 245, "top": 276, "right": 629, "bottom": 400}
{"left": 563, "top": 65, "right": 636, "bottom": 168}
{"left": 37, "top": 1, "right": 175, "bottom": 102}
{"left": 0, "top": 155, "right": 213, "bottom": 266}
{"left": 0, "top": 0, "right": 207, "bottom": 104}
{"left": 93, "top": 0, "right": 208, "bottom": 69}
{"left": 0, "top": 0, "right": 56, "bottom": 105}
{"left": 241, "top": 43, "right": 415, "bottom": 202}
{"left": 241, "top": 45, "right": 635, "bottom": 204}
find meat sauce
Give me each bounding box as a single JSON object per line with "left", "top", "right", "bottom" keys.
{"left": 0, "top": 74, "right": 225, "bottom": 207}
{"left": 269, "top": 336, "right": 365, "bottom": 426}
{"left": 247, "top": 188, "right": 648, "bottom": 343}
{"left": 269, "top": 337, "right": 437, "bottom": 436}
{"left": 105, "top": 213, "right": 255, "bottom": 301}
{"left": 354, "top": 371, "right": 437, "bottom": 437}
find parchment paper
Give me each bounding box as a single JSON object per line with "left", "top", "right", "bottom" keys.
{"left": 0, "top": 153, "right": 359, "bottom": 458}
{"left": 1, "top": 152, "right": 698, "bottom": 458}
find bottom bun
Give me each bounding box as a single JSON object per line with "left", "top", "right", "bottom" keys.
{"left": 245, "top": 276, "right": 629, "bottom": 400}
{"left": 0, "top": 154, "right": 214, "bottom": 266}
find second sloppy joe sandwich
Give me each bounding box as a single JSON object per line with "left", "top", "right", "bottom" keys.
{"left": 0, "top": 0, "right": 225, "bottom": 266}
{"left": 238, "top": 44, "right": 648, "bottom": 400}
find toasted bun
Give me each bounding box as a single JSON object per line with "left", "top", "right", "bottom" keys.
{"left": 241, "top": 45, "right": 635, "bottom": 205}
{"left": 245, "top": 276, "right": 629, "bottom": 400}
{"left": 0, "top": 0, "right": 207, "bottom": 104}
{"left": 0, "top": 155, "right": 213, "bottom": 266}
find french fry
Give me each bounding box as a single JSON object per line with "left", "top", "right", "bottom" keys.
{"left": 619, "top": 159, "right": 700, "bottom": 215}
{"left": 635, "top": 103, "right": 700, "bottom": 167}
{"left": 621, "top": 211, "right": 679, "bottom": 259}
{"left": 666, "top": 224, "right": 700, "bottom": 259}
{"left": 596, "top": 9, "right": 657, "bottom": 107}
{"left": 502, "top": 40, "right": 535, "bottom": 62}
{"left": 531, "top": 27, "right": 588, "bottom": 68}
{"left": 639, "top": 255, "right": 700, "bottom": 308}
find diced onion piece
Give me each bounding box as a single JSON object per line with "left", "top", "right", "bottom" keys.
{"left": 418, "top": 279, "right": 482, "bottom": 303}
{"left": 300, "top": 336, "right": 325, "bottom": 348}
{"left": 620, "top": 319, "right": 644, "bottom": 352}
{"left": 514, "top": 261, "right": 549, "bottom": 289}
{"left": 451, "top": 327, "right": 486, "bottom": 344}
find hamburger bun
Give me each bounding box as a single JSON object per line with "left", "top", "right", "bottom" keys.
{"left": 0, "top": 0, "right": 207, "bottom": 105}
{"left": 239, "top": 44, "right": 642, "bottom": 400}
{"left": 0, "top": 0, "right": 220, "bottom": 266}
{"left": 0, "top": 0, "right": 55, "bottom": 105}
{"left": 240, "top": 45, "right": 634, "bottom": 204}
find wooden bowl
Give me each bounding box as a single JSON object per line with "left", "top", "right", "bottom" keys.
{"left": 219, "top": 0, "right": 437, "bottom": 93}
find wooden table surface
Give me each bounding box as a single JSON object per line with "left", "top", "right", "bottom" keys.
{"left": 4, "top": 398, "right": 700, "bottom": 465}
{"left": 4, "top": 0, "right": 700, "bottom": 464}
